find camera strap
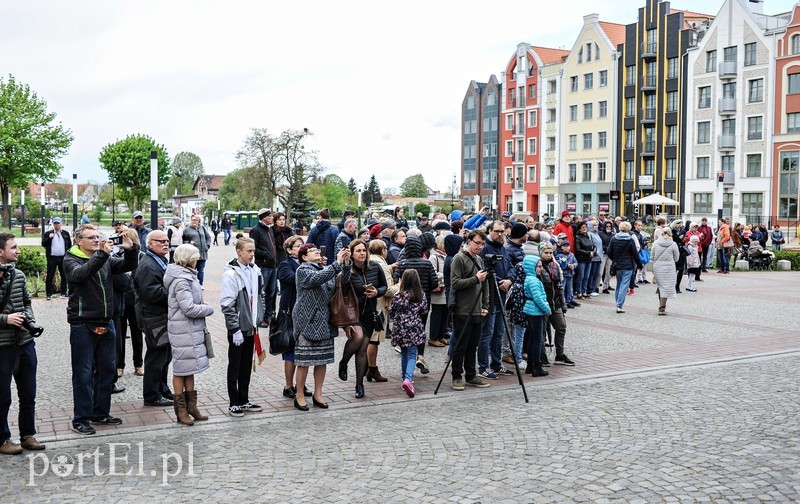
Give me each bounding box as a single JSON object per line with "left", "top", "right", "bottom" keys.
{"left": 0, "top": 268, "right": 15, "bottom": 315}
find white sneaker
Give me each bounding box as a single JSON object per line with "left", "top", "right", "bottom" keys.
{"left": 590, "top": 292, "right": 599, "bottom": 297}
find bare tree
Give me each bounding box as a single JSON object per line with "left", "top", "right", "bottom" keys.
{"left": 236, "top": 128, "right": 281, "bottom": 209}
{"left": 275, "top": 128, "right": 321, "bottom": 215}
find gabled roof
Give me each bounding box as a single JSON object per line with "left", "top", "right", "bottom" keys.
{"left": 192, "top": 175, "right": 224, "bottom": 192}
{"left": 531, "top": 46, "right": 570, "bottom": 64}
{"left": 598, "top": 21, "right": 626, "bottom": 46}
{"left": 670, "top": 8, "right": 715, "bottom": 29}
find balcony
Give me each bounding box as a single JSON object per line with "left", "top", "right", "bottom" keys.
{"left": 641, "top": 75, "right": 657, "bottom": 91}
{"left": 719, "top": 60, "right": 737, "bottom": 78}
{"left": 717, "top": 134, "right": 736, "bottom": 151}
{"left": 640, "top": 141, "right": 656, "bottom": 156}
{"left": 515, "top": 96, "right": 526, "bottom": 109}
{"left": 512, "top": 178, "right": 525, "bottom": 191}
{"left": 641, "top": 107, "right": 656, "bottom": 124}
{"left": 718, "top": 98, "right": 736, "bottom": 115}
{"left": 513, "top": 152, "right": 525, "bottom": 163}
{"left": 722, "top": 170, "right": 735, "bottom": 185}
{"left": 641, "top": 41, "right": 657, "bottom": 59}
{"left": 513, "top": 126, "right": 525, "bottom": 137}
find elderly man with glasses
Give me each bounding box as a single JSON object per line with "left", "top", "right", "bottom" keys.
{"left": 64, "top": 224, "right": 138, "bottom": 435}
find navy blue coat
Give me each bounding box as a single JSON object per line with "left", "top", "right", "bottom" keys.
{"left": 277, "top": 257, "right": 299, "bottom": 314}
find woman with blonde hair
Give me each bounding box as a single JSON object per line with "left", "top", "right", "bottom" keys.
{"left": 368, "top": 239, "right": 399, "bottom": 378}
{"left": 163, "top": 244, "right": 214, "bottom": 425}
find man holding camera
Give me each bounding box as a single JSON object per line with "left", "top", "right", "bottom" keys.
{"left": 64, "top": 225, "right": 138, "bottom": 435}
{"left": 41, "top": 216, "right": 71, "bottom": 300}
{"left": 450, "top": 230, "right": 490, "bottom": 391}
{"left": 0, "top": 233, "right": 45, "bottom": 454}
{"left": 478, "top": 221, "right": 514, "bottom": 379}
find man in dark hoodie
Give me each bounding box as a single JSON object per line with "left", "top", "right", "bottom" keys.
{"left": 443, "top": 233, "right": 464, "bottom": 357}
{"left": 478, "top": 221, "right": 514, "bottom": 379}
{"left": 249, "top": 209, "right": 278, "bottom": 323}
{"left": 306, "top": 208, "right": 339, "bottom": 265}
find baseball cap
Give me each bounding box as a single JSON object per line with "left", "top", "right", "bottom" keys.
{"left": 52, "top": 217, "right": 62, "bottom": 224}
{"left": 112, "top": 220, "right": 124, "bottom": 226}
{"left": 258, "top": 208, "right": 272, "bottom": 219}
{"left": 557, "top": 232, "right": 567, "bottom": 239}
{"left": 132, "top": 211, "right": 144, "bottom": 218}
{"left": 502, "top": 211, "right": 511, "bottom": 218}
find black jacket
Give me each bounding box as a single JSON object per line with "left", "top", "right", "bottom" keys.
{"left": 598, "top": 228, "right": 615, "bottom": 253}
{"left": 64, "top": 245, "right": 139, "bottom": 324}
{"left": 393, "top": 236, "right": 438, "bottom": 294}
{"left": 349, "top": 260, "right": 387, "bottom": 318}
{"left": 0, "top": 267, "right": 36, "bottom": 347}
{"left": 606, "top": 234, "right": 643, "bottom": 271}
{"left": 249, "top": 221, "right": 277, "bottom": 268}
{"left": 133, "top": 251, "right": 169, "bottom": 323}
{"left": 574, "top": 232, "right": 595, "bottom": 263}
{"left": 277, "top": 257, "right": 299, "bottom": 314}
{"left": 41, "top": 228, "right": 72, "bottom": 258}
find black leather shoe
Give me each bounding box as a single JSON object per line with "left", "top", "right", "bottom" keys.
{"left": 312, "top": 396, "right": 329, "bottom": 409}
{"left": 354, "top": 384, "right": 365, "bottom": 399}
{"left": 282, "top": 387, "right": 296, "bottom": 399}
{"left": 111, "top": 383, "right": 126, "bottom": 394}
{"left": 338, "top": 360, "right": 348, "bottom": 381}
{"left": 291, "top": 385, "right": 312, "bottom": 397}
{"left": 143, "top": 397, "right": 173, "bottom": 407}
{"left": 293, "top": 398, "right": 309, "bottom": 411}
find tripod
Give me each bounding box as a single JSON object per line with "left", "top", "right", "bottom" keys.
{"left": 434, "top": 265, "right": 529, "bottom": 403}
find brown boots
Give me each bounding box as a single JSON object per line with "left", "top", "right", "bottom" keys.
{"left": 174, "top": 394, "right": 194, "bottom": 426}
{"left": 185, "top": 390, "right": 208, "bottom": 421}
{"left": 365, "top": 367, "right": 388, "bottom": 383}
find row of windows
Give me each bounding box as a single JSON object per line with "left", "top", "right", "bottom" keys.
{"left": 697, "top": 79, "right": 765, "bottom": 107}
{"left": 566, "top": 162, "right": 609, "bottom": 183}
{"left": 568, "top": 132, "right": 608, "bottom": 150}
{"left": 622, "top": 159, "right": 678, "bottom": 180}
{"left": 625, "top": 59, "right": 679, "bottom": 85}
{"left": 705, "top": 44, "right": 758, "bottom": 72}
{"left": 505, "top": 110, "right": 539, "bottom": 131}
{"left": 625, "top": 93, "right": 678, "bottom": 116}
{"left": 569, "top": 101, "right": 609, "bottom": 121}
{"left": 693, "top": 154, "right": 764, "bottom": 178}
{"left": 695, "top": 116, "right": 771, "bottom": 143}
{"left": 569, "top": 71, "right": 608, "bottom": 92}
{"left": 623, "top": 126, "right": 678, "bottom": 148}
{"left": 692, "top": 192, "right": 764, "bottom": 215}
{"left": 504, "top": 138, "right": 538, "bottom": 158}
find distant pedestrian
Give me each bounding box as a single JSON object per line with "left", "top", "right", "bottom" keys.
{"left": 211, "top": 217, "right": 220, "bottom": 246}
{"left": 80, "top": 210, "right": 91, "bottom": 225}
{"left": 651, "top": 227, "right": 679, "bottom": 316}
{"left": 182, "top": 215, "right": 212, "bottom": 286}
{"left": 221, "top": 213, "right": 232, "bottom": 245}
{"left": 389, "top": 269, "right": 429, "bottom": 398}
{"left": 41, "top": 217, "right": 71, "bottom": 300}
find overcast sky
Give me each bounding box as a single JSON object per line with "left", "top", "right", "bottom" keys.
{"left": 1, "top": 0, "right": 794, "bottom": 193}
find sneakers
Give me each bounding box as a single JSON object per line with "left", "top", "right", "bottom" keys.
{"left": 686, "top": 288, "right": 697, "bottom": 292}
{"left": 540, "top": 354, "right": 551, "bottom": 367}
{"left": 71, "top": 422, "right": 96, "bottom": 435}
{"left": 554, "top": 355, "right": 575, "bottom": 366}
{"left": 0, "top": 440, "right": 23, "bottom": 455}
{"left": 602, "top": 289, "right": 610, "bottom": 294}
{"left": 589, "top": 292, "right": 600, "bottom": 297}
{"left": 628, "top": 289, "right": 635, "bottom": 295}
{"left": 465, "top": 376, "right": 490, "bottom": 388}
{"left": 616, "top": 308, "right": 625, "bottom": 314}
{"left": 90, "top": 415, "right": 123, "bottom": 425}
{"left": 452, "top": 378, "right": 465, "bottom": 391}
{"left": 402, "top": 379, "right": 415, "bottom": 398}
{"left": 393, "top": 345, "right": 402, "bottom": 354}
{"left": 415, "top": 356, "right": 430, "bottom": 374}
{"left": 479, "top": 370, "right": 498, "bottom": 380}
{"left": 641, "top": 279, "right": 651, "bottom": 284}
{"left": 496, "top": 366, "right": 515, "bottom": 376}
{"left": 240, "top": 402, "right": 263, "bottom": 413}
{"left": 21, "top": 436, "right": 46, "bottom": 451}
{"left": 531, "top": 366, "right": 549, "bottom": 377}
{"left": 228, "top": 405, "right": 244, "bottom": 417}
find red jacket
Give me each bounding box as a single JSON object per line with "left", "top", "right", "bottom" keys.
{"left": 697, "top": 224, "right": 713, "bottom": 247}
{"left": 553, "top": 220, "right": 575, "bottom": 251}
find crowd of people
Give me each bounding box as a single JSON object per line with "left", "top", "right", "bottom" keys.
{"left": 0, "top": 204, "right": 791, "bottom": 454}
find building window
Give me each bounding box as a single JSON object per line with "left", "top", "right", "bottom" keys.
{"left": 723, "top": 82, "right": 736, "bottom": 100}
{"left": 528, "top": 110, "right": 538, "bottom": 127}
{"left": 697, "top": 122, "right": 711, "bottom": 144}
{"left": 644, "top": 159, "right": 655, "bottom": 176}
{"left": 748, "top": 79, "right": 764, "bottom": 103}
{"left": 547, "top": 136, "right": 556, "bottom": 151}
{"left": 625, "top": 129, "right": 635, "bottom": 149}
{"left": 599, "top": 70, "right": 607, "bottom": 87}
{"left": 548, "top": 80, "right": 557, "bottom": 95}
{"left": 789, "top": 74, "right": 800, "bottom": 94}
{"left": 582, "top": 163, "right": 592, "bottom": 182}
{"left": 793, "top": 35, "right": 800, "bottom": 55}
{"left": 584, "top": 73, "right": 593, "bottom": 90}
{"left": 722, "top": 118, "right": 736, "bottom": 136}
{"left": 583, "top": 133, "right": 592, "bottom": 150}
{"left": 721, "top": 155, "right": 735, "bottom": 173}
{"left": 779, "top": 151, "right": 799, "bottom": 218}
{"left": 723, "top": 46, "right": 737, "bottom": 64}
{"left": 788, "top": 113, "right": 800, "bottom": 133}
{"left": 569, "top": 164, "right": 577, "bottom": 182}
{"left": 529, "top": 84, "right": 536, "bottom": 100}
{"left": 569, "top": 135, "right": 577, "bottom": 151}
{"left": 583, "top": 103, "right": 593, "bottom": 120}
{"left": 667, "top": 91, "right": 678, "bottom": 112}
{"left": 598, "top": 162, "right": 606, "bottom": 181}
{"left": 694, "top": 193, "right": 713, "bottom": 213}
{"left": 547, "top": 108, "right": 556, "bottom": 123}
{"left": 598, "top": 131, "right": 607, "bottom": 148}
{"left": 626, "top": 66, "right": 635, "bottom": 85}
{"left": 744, "top": 42, "right": 757, "bottom": 66}
{"left": 624, "top": 161, "right": 634, "bottom": 180}
{"left": 505, "top": 115, "right": 513, "bottom": 130}
{"left": 578, "top": 47, "right": 583, "bottom": 64}
{"left": 706, "top": 50, "right": 717, "bottom": 72}
{"left": 698, "top": 86, "right": 711, "bottom": 108}
{"left": 626, "top": 98, "right": 635, "bottom": 117}
{"left": 586, "top": 42, "right": 593, "bottom": 62}
{"left": 569, "top": 105, "right": 578, "bottom": 122}
{"left": 723, "top": 193, "right": 733, "bottom": 218}
{"left": 747, "top": 154, "right": 762, "bottom": 177}
{"left": 697, "top": 157, "right": 710, "bottom": 178}
{"left": 667, "top": 125, "right": 677, "bottom": 146}
{"left": 467, "top": 95, "right": 475, "bottom": 109}
{"left": 505, "top": 140, "right": 513, "bottom": 156}
{"left": 527, "top": 165, "right": 537, "bottom": 183}
{"left": 741, "top": 193, "right": 763, "bottom": 219}
{"left": 547, "top": 165, "right": 555, "bottom": 179}
{"left": 747, "top": 116, "right": 763, "bottom": 140}
{"left": 599, "top": 100, "right": 607, "bottom": 118}
{"left": 666, "top": 158, "right": 676, "bottom": 179}
{"left": 528, "top": 138, "right": 537, "bottom": 155}
{"left": 667, "top": 57, "right": 678, "bottom": 78}
{"left": 570, "top": 76, "right": 578, "bottom": 92}
{"left": 505, "top": 166, "right": 513, "bottom": 183}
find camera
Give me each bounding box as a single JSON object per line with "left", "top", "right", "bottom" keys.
{"left": 22, "top": 317, "right": 44, "bottom": 338}
{"left": 0, "top": 263, "right": 13, "bottom": 273}
{"left": 108, "top": 233, "right": 123, "bottom": 245}
{"left": 483, "top": 254, "right": 500, "bottom": 272}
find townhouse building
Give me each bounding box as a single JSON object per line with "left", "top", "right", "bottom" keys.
{"left": 540, "top": 62, "right": 564, "bottom": 218}
{"left": 460, "top": 76, "right": 502, "bottom": 213}
{"left": 559, "top": 14, "right": 626, "bottom": 217}
{"left": 685, "top": 0, "right": 790, "bottom": 225}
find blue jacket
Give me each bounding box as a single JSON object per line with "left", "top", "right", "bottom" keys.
{"left": 464, "top": 214, "right": 487, "bottom": 230}
{"left": 307, "top": 219, "right": 339, "bottom": 265}
{"left": 555, "top": 249, "right": 578, "bottom": 277}
{"left": 504, "top": 238, "right": 526, "bottom": 267}
{"left": 480, "top": 236, "right": 511, "bottom": 307}
{"left": 522, "top": 256, "right": 551, "bottom": 317}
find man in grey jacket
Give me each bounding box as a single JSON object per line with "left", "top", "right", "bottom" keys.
{"left": 182, "top": 215, "right": 212, "bottom": 286}
{"left": 0, "top": 233, "right": 45, "bottom": 454}
{"left": 220, "top": 237, "right": 265, "bottom": 418}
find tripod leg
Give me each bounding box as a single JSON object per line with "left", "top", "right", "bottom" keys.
{"left": 487, "top": 272, "right": 529, "bottom": 403}
{"left": 434, "top": 294, "right": 483, "bottom": 395}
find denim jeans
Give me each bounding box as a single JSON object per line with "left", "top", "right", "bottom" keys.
{"left": 717, "top": 248, "right": 730, "bottom": 272}
{"left": 615, "top": 269, "right": 634, "bottom": 309}
{"left": 513, "top": 325, "right": 525, "bottom": 364}
{"left": 196, "top": 259, "right": 207, "bottom": 285}
{"left": 428, "top": 304, "right": 449, "bottom": 341}
{"left": 70, "top": 322, "right": 116, "bottom": 423}
{"left": 478, "top": 306, "right": 504, "bottom": 373}
{"left": 260, "top": 266, "right": 277, "bottom": 321}
{"left": 577, "top": 262, "right": 591, "bottom": 294}
{"left": 563, "top": 276, "right": 574, "bottom": 303}
{"left": 524, "top": 315, "right": 544, "bottom": 365}
{"left": 0, "top": 340, "right": 37, "bottom": 442}
{"left": 588, "top": 261, "right": 601, "bottom": 293}
{"left": 223, "top": 228, "right": 232, "bottom": 245}
{"left": 400, "top": 345, "right": 418, "bottom": 381}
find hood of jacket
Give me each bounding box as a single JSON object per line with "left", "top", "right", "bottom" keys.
{"left": 67, "top": 245, "right": 89, "bottom": 259}
{"left": 522, "top": 254, "right": 541, "bottom": 276}
{"left": 418, "top": 232, "right": 436, "bottom": 254}
{"left": 449, "top": 210, "right": 464, "bottom": 222}
{"left": 613, "top": 232, "right": 633, "bottom": 241}
{"left": 404, "top": 236, "right": 423, "bottom": 259}
{"left": 163, "top": 263, "right": 197, "bottom": 290}
{"left": 315, "top": 219, "right": 332, "bottom": 233}
{"left": 444, "top": 234, "right": 464, "bottom": 257}
{"left": 654, "top": 236, "right": 674, "bottom": 250}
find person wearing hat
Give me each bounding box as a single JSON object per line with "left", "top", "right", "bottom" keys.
{"left": 131, "top": 211, "right": 152, "bottom": 246}
{"left": 432, "top": 220, "right": 452, "bottom": 234}
{"left": 505, "top": 222, "right": 528, "bottom": 266}
{"left": 553, "top": 211, "right": 575, "bottom": 252}
{"left": 379, "top": 219, "right": 397, "bottom": 253}
{"left": 369, "top": 223, "right": 382, "bottom": 240}
{"left": 417, "top": 214, "right": 432, "bottom": 233}
{"left": 41, "top": 216, "right": 72, "bottom": 300}
{"left": 500, "top": 211, "right": 512, "bottom": 224}
{"left": 306, "top": 208, "right": 341, "bottom": 266}
{"left": 542, "top": 213, "right": 554, "bottom": 226}
{"left": 166, "top": 218, "right": 183, "bottom": 264}
{"left": 249, "top": 209, "right": 278, "bottom": 323}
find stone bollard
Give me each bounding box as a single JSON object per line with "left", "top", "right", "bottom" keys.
{"left": 777, "top": 259, "right": 791, "bottom": 271}
{"left": 734, "top": 260, "right": 749, "bottom": 271}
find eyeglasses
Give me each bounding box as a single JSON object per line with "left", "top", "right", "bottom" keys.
{"left": 80, "top": 235, "right": 100, "bottom": 241}
{"left": 150, "top": 239, "right": 169, "bottom": 244}
{"left": 470, "top": 241, "right": 485, "bottom": 247}
{"left": 491, "top": 229, "right": 504, "bottom": 234}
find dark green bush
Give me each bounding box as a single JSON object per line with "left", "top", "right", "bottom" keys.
{"left": 774, "top": 250, "right": 800, "bottom": 271}
{"left": 16, "top": 247, "right": 46, "bottom": 277}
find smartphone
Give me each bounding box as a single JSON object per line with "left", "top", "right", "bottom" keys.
{"left": 320, "top": 245, "right": 327, "bottom": 257}
{"left": 364, "top": 283, "right": 373, "bottom": 290}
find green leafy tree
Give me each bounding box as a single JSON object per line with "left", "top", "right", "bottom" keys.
{"left": 363, "top": 175, "right": 382, "bottom": 205}
{"left": 0, "top": 75, "right": 73, "bottom": 226}
{"left": 166, "top": 151, "right": 204, "bottom": 197}
{"left": 218, "top": 167, "right": 268, "bottom": 211}
{"left": 400, "top": 174, "right": 429, "bottom": 198}
{"left": 291, "top": 190, "right": 315, "bottom": 226}
{"left": 275, "top": 128, "right": 320, "bottom": 215}
{"left": 98, "top": 134, "right": 170, "bottom": 211}
{"left": 347, "top": 177, "right": 358, "bottom": 195}
{"left": 236, "top": 128, "right": 281, "bottom": 209}
{"left": 308, "top": 174, "right": 350, "bottom": 216}
{"left": 413, "top": 202, "right": 431, "bottom": 219}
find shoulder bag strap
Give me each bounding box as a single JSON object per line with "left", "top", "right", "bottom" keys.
{"left": 0, "top": 269, "right": 16, "bottom": 315}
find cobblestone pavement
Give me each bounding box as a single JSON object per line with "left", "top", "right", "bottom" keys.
{"left": 1, "top": 353, "right": 798, "bottom": 502}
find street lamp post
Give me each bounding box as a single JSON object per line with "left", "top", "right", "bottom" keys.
{"left": 6, "top": 192, "right": 10, "bottom": 230}
{"left": 716, "top": 171, "right": 725, "bottom": 225}
{"left": 111, "top": 182, "right": 116, "bottom": 224}
{"left": 72, "top": 174, "right": 78, "bottom": 231}
{"left": 357, "top": 189, "right": 362, "bottom": 230}
{"left": 20, "top": 189, "right": 25, "bottom": 237}
{"left": 150, "top": 151, "right": 158, "bottom": 230}
{"left": 40, "top": 182, "right": 45, "bottom": 230}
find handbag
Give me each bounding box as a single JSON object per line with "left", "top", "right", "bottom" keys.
{"left": 203, "top": 328, "right": 215, "bottom": 359}
{"left": 143, "top": 313, "right": 170, "bottom": 348}
{"left": 268, "top": 310, "right": 294, "bottom": 355}
{"left": 329, "top": 275, "right": 360, "bottom": 327}
{"left": 372, "top": 310, "right": 386, "bottom": 332}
